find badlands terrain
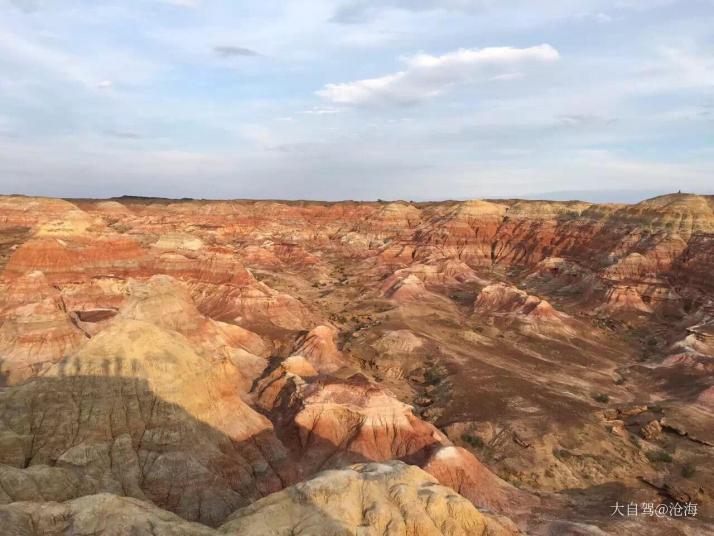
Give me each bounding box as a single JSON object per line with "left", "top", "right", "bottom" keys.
{"left": 0, "top": 192, "right": 712, "bottom": 535}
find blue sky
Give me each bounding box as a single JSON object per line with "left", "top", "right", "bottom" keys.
{"left": 0, "top": 0, "right": 712, "bottom": 201}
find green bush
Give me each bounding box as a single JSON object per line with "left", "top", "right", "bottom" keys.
{"left": 646, "top": 450, "right": 673, "bottom": 463}
{"left": 681, "top": 463, "right": 696, "bottom": 478}
{"left": 593, "top": 393, "right": 610, "bottom": 404}
{"left": 461, "top": 433, "right": 484, "bottom": 449}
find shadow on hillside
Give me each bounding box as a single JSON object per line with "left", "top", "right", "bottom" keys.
{"left": 0, "top": 355, "right": 450, "bottom": 532}
{"left": 0, "top": 359, "right": 299, "bottom": 528}
{"left": 0, "top": 359, "right": 8, "bottom": 387}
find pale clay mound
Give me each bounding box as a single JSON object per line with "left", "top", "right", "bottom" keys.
{"left": 220, "top": 461, "right": 515, "bottom": 536}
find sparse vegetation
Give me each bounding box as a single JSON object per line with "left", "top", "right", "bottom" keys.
{"left": 646, "top": 450, "right": 673, "bottom": 463}
{"left": 553, "top": 448, "right": 572, "bottom": 460}
{"left": 593, "top": 393, "right": 610, "bottom": 404}
{"left": 461, "top": 433, "right": 484, "bottom": 449}
{"left": 681, "top": 463, "right": 696, "bottom": 478}
{"left": 424, "top": 368, "right": 443, "bottom": 386}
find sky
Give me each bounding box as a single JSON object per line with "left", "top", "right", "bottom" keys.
{"left": 0, "top": 0, "right": 712, "bottom": 201}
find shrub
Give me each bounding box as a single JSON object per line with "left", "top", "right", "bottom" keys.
{"left": 424, "top": 368, "right": 442, "bottom": 386}
{"left": 681, "top": 463, "right": 696, "bottom": 478}
{"left": 646, "top": 450, "right": 673, "bottom": 463}
{"left": 461, "top": 433, "right": 484, "bottom": 449}
{"left": 553, "top": 448, "right": 572, "bottom": 460}
{"left": 593, "top": 393, "right": 610, "bottom": 404}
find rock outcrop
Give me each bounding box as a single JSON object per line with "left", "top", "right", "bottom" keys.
{"left": 473, "top": 282, "right": 575, "bottom": 335}
{"left": 220, "top": 461, "right": 515, "bottom": 536}
{"left": 291, "top": 325, "right": 345, "bottom": 373}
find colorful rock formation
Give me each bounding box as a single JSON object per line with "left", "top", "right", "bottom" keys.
{"left": 0, "top": 193, "right": 712, "bottom": 535}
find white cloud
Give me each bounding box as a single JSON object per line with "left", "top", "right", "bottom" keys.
{"left": 0, "top": 26, "right": 161, "bottom": 91}
{"left": 654, "top": 45, "right": 714, "bottom": 89}
{"left": 298, "top": 108, "right": 341, "bottom": 115}
{"left": 0, "top": 29, "right": 98, "bottom": 87}
{"left": 331, "top": 1, "right": 497, "bottom": 23}
{"left": 489, "top": 72, "right": 524, "bottom": 81}
{"left": 329, "top": 0, "right": 679, "bottom": 25}
{"left": 317, "top": 44, "right": 559, "bottom": 105}
{"left": 159, "top": 0, "right": 200, "bottom": 7}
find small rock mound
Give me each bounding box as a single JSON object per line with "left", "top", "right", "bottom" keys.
{"left": 291, "top": 325, "right": 344, "bottom": 373}
{"left": 380, "top": 273, "right": 428, "bottom": 302}
{"left": 275, "top": 373, "right": 448, "bottom": 473}
{"left": 598, "top": 285, "right": 653, "bottom": 314}
{"left": 372, "top": 329, "right": 424, "bottom": 354}
{"left": 474, "top": 283, "right": 573, "bottom": 334}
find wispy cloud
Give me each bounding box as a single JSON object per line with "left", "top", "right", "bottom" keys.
{"left": 8, "top": 0, "right": 40, "bottom": 12}
{"left": 330, "top": 0, "right": 680, "bottom": 24}
{"left": 104, "top": 129, "right": 142, "bottom": 140}
{"left": 213, "top": 45, "right": 259, "bottom": 58}
{"left": 0, "top": 29, "right": 100, "bottom": 87}
{"left": 317, "top": 44, "right": 559, "bottom": 105}
{"left": 0, "top": 27, "right": 161, "bottom": 90}
{"left": 331, "top": 0, "right": 492, "bottom": 24}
